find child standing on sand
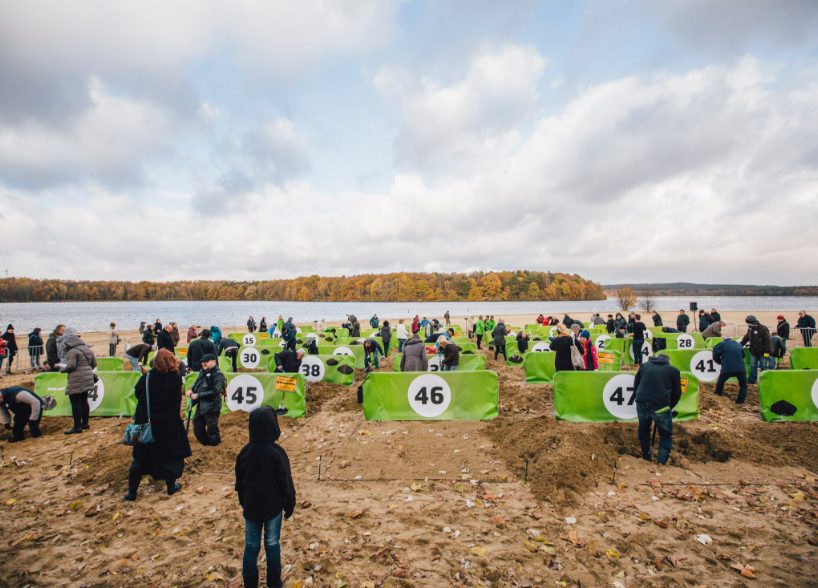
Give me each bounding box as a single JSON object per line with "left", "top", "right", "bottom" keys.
{"left": 235, "top": 407, "right": 296, "bottom": 588}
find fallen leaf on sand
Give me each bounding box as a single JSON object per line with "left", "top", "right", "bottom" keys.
{"left": 300, "top": 500, "right": 312, "bottom": 509}
{"left": 68, "top": 500, "right": 82, "bottom": 512}
{"left": 606, "top": 547, "right": 620, "bottom": 560}
{"left": 568, "top": 530, "right": 585, "bottom": 547}
{"left": 112, "top": 512, "right": 121, "bottom": 522}
{"left": 4, "top": 499, "right": 16, "bottom": 506}
{"left": 205, "top": 572, "right": 225, "bottom": 582}
{"left": 731, "top": 563, "right": 756, "bottom": 578}
{"left": 347, "top": 509, "right": 365, "bottom": 519}
{"left": 469, "top": 546, "right": 486, "bottom": 557}
{"left": 524, "top": 540, "right": 539, "bottom": 553}
{"left": 695, "top": 534, "right": 713, "bottom": 545}
{"left": 410, "top": 482, "right": 424, "bottom": 492}
{"left": 359, "top": 430, "right": 373, "bottom": 436}
{"left": 491, "top": 515, "right": 506, "bottom": 526}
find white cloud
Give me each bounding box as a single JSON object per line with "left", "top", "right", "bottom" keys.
{"left": 376, "top": 45, "right": 546, "bottom": 172}
{"left": 0, "top": 78, "right": 173, "bottom": 189}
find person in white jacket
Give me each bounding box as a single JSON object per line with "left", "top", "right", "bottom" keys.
{"left": 396, "top": 319, "right": 409, "bottom": 352}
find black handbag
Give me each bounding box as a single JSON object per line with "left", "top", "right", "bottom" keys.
{"left": 123, "top": 374, "right": 155, "bottom": 446}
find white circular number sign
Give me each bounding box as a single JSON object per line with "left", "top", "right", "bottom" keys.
{"left": 278, "top": 340, "right": 287, "bottom": 349}
{"left": 811, "top": 378, "right": 818, "bottom": 410}
{"left": 240, "top": 347, "right": 261, "bottom": 369}
{"left": 333, "top": 346, "right": 354, "bottom": 357}
{"left": 603, "top": 374, "right": 638, "bottom": 420}
{"left": 595, "top": 335, "right": 610, "bottom": 350}
{"left": 689, "top": 350, "right": 719, "bottom": 383}
{"left": 532, "top": 341, "right": 551, "bottom": 352}
{"left": 407, "top": 373, "right": 452, "bottom": 418}
{"left": 299, "top": 356, "right": 325, "bottom": 383}
{"left": 644, "top": 329, "right": 653, "bottom": 340}
{"left": 226, "top": 375, "right": 264, "bottom": 412}
{"left": 242, "top": 333, "right": 256, "bottom": 347}
{"left": 427, "top": 355, "right": 442, "bottom": 372}
{"left": 88, "top": 377, "right": 105, "bottom": 413}
{"left": 628, "top": 341, "right": 653, "bottom": 362}
{"left": 677, "top": 334, "right": 695, "bottom": 349}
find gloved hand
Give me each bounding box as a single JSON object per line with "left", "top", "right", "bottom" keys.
{"left": 763, "top": 353, "right": 770, "bottom": 358}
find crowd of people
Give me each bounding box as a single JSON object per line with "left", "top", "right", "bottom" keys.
{"left": 1, "top": 307, "right": 817, "bottom": 587}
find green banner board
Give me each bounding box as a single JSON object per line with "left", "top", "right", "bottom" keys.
{"left": 36, "top": 371, "right": 142, "bottom": 417}
{"left": 96, "top": 357, "right": 124, "bottom": 371}
{"left": 362, "top": 371, "right": 498, "bottom": 421}
{"left": 553, "top": 371, "right": 699, "bottom": 422}
{"left": 705, "top": 337, "right": 724, "bottom": 349}
{"left": 757, "top": 370, "right": 818, "bottom": 421}
{"left": 523, "top": 351, "right": 557, "bottom": 383}
{"left": 758, "top": 369, "right": 818, "bottom": 422}
{"left": 270, "top": 354, "right": 355, "bottom": 386}
{"left": 790, "top": 348, "right": 818, "bottom": 370}
{"left": 316, "top": 344, "right": 366, "bottom": 369}
{"left": 654, "top": 332, "right": 705, "bottom": 350}
{"left": 391, "top": 353, "right": 487, "bottom": 372}
{"left": 183, "top": 371, "right": 306, "bottom": 418}
{"left": 597, "top": 350, "right": 622, "bottom": 372}
{"left": 657, "top": 349, "right": 721, "bottom": 383}
{"left": 602, "top": 338, "right": 653, "bottom": 364}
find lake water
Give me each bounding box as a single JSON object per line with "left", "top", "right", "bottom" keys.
{"left": 1, "top": 297, "right": 816, "bottom": 334}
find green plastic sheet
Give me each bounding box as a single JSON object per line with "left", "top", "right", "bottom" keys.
{"left": 362, "top": 371, "right": 498, "bottom": 421}
{"left": 552, "top": 370, "right": 699, "bottom": 422}
{"left": 758, "top": 369, "right": 818, "bottom": 422}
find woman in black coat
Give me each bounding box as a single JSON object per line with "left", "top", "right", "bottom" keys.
{"left": 125, "top": 349, "right": 192, "bottom": 501}
{"left": 28, "top": 328, "right": 44, "bottom": 369}
{"left": 550, "top": 324, "right": 582, "bottom": 372}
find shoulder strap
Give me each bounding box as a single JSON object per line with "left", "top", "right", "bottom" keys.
{"left": 145, "top": 373, "right": 152, "bottom": 424}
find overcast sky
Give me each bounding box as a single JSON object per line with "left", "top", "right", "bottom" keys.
{"left": 1, "top": 0, "right": 817, "bottom": 285}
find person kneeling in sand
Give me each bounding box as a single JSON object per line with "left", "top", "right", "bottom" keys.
{"left": 0, "top": 386, "right": 45, "bottom": 442}
{"left": 634, "top": 355, "right": 682, "bottom": 465}
{"left": 186, "top": 354, "right": 226, "bottom": 446}
{"left": 235, "top": 407, "right": 295, "bottom": 588}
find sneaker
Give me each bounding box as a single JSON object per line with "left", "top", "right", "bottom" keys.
{"left": 64, "top": 428, "right": 83, "bottom": 435}
{"left": 123, "top": 491, "right": 137, "bottom": 501}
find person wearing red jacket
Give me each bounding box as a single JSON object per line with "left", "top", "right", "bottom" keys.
{"left": 579, "top": 330, "right": 598, "bottom": 371}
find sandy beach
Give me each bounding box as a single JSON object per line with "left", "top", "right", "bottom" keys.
{"left": 0, "top": 305, "right": 816, "bottom": 586}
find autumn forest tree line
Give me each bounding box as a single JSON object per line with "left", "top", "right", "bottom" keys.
{"left": 0, "top": 272, "right": 605, "bottom": 303}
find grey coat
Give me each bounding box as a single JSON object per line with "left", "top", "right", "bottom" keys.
{"left": 56, "top": 326, "right": 78, "bottom": 364}
{"left": 61, "top": 335, "right": 97, "bottom": 395}
{"left": 400, "top": 336, "right": 428, "bottom": 371}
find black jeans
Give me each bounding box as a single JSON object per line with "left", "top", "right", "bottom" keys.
{"left": 11, "top": 402, "right": 41, "bottom": 441}
{"left": 193, "top": 411, "right": 221, "bottom": 446}
{"left": 225, "top": 348, "right": 238, "bottom": 372}
{"left": 476, "top": 334, "right": 483, "bottom": 349}
{"left": 128, "top": 459, "right": 176, "bottom": 493}
{"left": 494, "top": 343, "right": 507, "bottom": 361}
{"left": 69, "top": 392, "right": 90, "bottom": 429}
{"left": 715, "top": 370, "right": 748, "bottom": 403}
{"left": 633, "top": 339, "right": 645, "bottom": 365}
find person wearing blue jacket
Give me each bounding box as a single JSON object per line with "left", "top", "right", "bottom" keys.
{"left": 210, "top": 325, "right": 223, "bottom": 346}
{"left": 712, "top": 338, "right": 747, "bottom": 403}
{"left": 634, "top": 355, "right": 682, "bottom": 465}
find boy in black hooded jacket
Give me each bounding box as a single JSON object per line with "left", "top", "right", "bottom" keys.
{"left": 235, "top": 407, "right": 296, "bottom": 588}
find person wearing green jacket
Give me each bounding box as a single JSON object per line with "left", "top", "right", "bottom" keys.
{"left": 474, "top": 316, "right": 485, "bottom": 350}
{"left": 485, "top": 316, "right": 496, "bottom": 333}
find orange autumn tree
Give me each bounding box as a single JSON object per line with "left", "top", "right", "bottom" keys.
{"left": 0, "top": 272, "right": 605, "bottom": 302}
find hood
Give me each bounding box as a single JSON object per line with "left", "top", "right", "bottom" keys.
{"left": 249, "top": 406, "right": 280, "bottom": 442}
{"left": 648, "top": 354, "right": 670, "bottom": 366}
{"left": 404, "top": 336, "right": 422, "bottom": 346}
{"left": 58, "top": 327, "right": 77, "bottom": 342}
{"left": 62, "top": 334, "right": 86, "bottom": 350}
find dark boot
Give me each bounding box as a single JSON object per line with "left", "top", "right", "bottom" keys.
{"left": 29, "top": 421, "right": 42, "bottom": 438}
{"left": 167, "top": 481, "right": 182, "bottom": 496}
{"left": 64, "top": 427, "right": 82, "bottom": 435}
{"left": 123, "top": 489, "right": 137, "bottom": 501}
{"left": 242, "top": 573, "right": 259, "bottom": 588}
